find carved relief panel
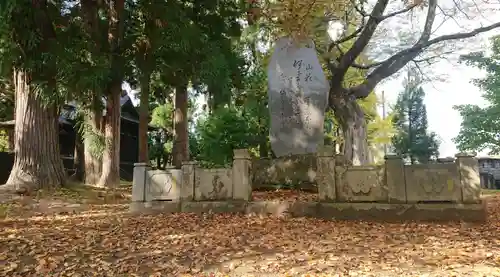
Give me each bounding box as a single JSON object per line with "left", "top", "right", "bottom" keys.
{"left": 194, "top": 168, "right": 233, "bottom": 201}
{"left": 335, "top": 166, "right": 387, "bottom": 202}
{"left": 404, "top": 164, "right": 461, "bottom": 203}
{"left": 146, "top": 169, "right": 181, "bottom": 201}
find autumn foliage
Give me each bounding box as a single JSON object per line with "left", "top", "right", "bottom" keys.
{"left": 0, "top": 188, "right": 499, "bottom": 276}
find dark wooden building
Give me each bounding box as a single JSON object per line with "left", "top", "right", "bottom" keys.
{"left": 0, "top": 94, "right": 155, "bottom": 183}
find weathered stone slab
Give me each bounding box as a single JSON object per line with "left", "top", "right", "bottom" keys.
{"left": 317, "top": 202, "right": 486, "bottom": 223}
{"left": 130, "top": 200, "right": 485, "bottom": 222}
{"left": 232, "top": 149, "right": 253, "bottom": 201}
{"left": 194, "top": 168, "right": 233, "bottom": 201}
{"left": 252, "top": 154, "right": 317, "bottom": 189}
{"left": 405, "top": 164, "right": 462, "bottom": 203}
{"left": 145, "top": 169, "right": 181, "bottom": 201}
{"left": 456, "top": 154, "right": 481, "bottom": 203}
{"left": 385, "top": 155, "right": 406, "bottom": 203}
{"left": 181, "top": 162, "right": 196, "bottom": 201}
{"left": 317, "top": 148, "right": 336, "bottom": 202}
{"left": 129, "top": 201, "right": 181, "bottom": 214}
{"left": 336, "top": 166, "right": 387, "bottom": 202}
{"left": 132, "top": 163, "right": 150, "bottom": 202}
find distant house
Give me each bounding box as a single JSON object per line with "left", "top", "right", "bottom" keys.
{"left": 477, "top": 157, "right": 500, "bottom": 189}
{"left": 0, "top": 93, "right": 157, "bottom": 182}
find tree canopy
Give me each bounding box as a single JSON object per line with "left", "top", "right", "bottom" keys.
{"left": 454, "top": 35, "right": 500, "bottom": 154}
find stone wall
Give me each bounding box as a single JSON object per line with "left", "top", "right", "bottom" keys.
{"left": 131, "top": 149, "right": 484, "bottom": 222}
{"left": 252, "top": 153, "right": 348, "bottom": 191}
{"left": 315, "top": 152, "right": 481, "bottom": 204}
{"left": 132, "top": 149, "right": 252, "bottom": 203}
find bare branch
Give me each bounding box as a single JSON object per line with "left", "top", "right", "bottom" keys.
{"left": 348, "top": 16, "right": 500, "bottom": 99}
{"left": 412, "top": 50, "right": 455, "bottom": 64}
{"left": 452, "top": 0, "right": 472, "bottom": 20}
{"left": 327, "top": 25, "right": 364, "bottom": 53}
{"left": 350, "top": 61, "right": 384, "bottom": 69}
{"left": 380, "top": 3, "right": 420, "bottom": 20}
{"left": 424, "top": 21, "right": 500, "bottom": 46}
{"left": 329, "top": 0, "right": 390, "bottom": 88}
{"left": 437, "top": 4, "right": 464, "bottom": 29}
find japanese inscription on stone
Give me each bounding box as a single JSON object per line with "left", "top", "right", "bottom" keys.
{"left": 267, "top": 37, "right": 330, "bottom": 157}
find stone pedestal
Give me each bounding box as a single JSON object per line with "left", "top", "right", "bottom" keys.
{"left": 132, "top": 163, "right": 150, "bottom": 202}
{"left": 456, "top": 153, "right": 481, "bottom": 204}
{"left": 317, "top": 147, "right": 336, "bottom": 202}
{"left": 181, "top": 161, "right": 196, "bottom": 201}
{"left": 385, "top": 155, "right": 406, "bottom": 203}
{"left": 232, "top": 149, "right": 252, "bottom": 201}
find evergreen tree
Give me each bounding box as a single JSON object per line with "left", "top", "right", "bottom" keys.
{"left": 392, "top": 69, "right": 440, "bottom": 164}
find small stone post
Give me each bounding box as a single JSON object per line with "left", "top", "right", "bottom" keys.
{"left": 132, "top": 163, "right": 150, "bottom": 202}
{"left": 456, "top": 153, "right": 481, "bottom": 204}
{"left": 180, "top": 161, "right": 196, "bottom": 201}
{"left": 232, "top": 149, "right": 252, "bottom": 201}
{"left": 385, "top": 155, "right": 406, "bottom": 203}
{"left": 317, "top": 147, "right": 336, "bottom": 202}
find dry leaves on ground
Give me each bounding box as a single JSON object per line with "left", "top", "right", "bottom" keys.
{"left": 1, "top": 189, "right": 500, "bottom": 277}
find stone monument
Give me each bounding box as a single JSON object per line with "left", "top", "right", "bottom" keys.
{"left": 267, "top": 37, "right": 330, "bottom": 157}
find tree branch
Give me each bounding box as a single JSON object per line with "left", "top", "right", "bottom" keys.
{"left": 380, "top": 3, "right": 419, "bottom": 20}
{"left": 329, "top": 0, "right": 390, "bottom": 88}
{"left": 424, "top": 21, "right": 500, "bottom": 47}
{"left": 348, "top": 15, "right": 500, "bottom": 99}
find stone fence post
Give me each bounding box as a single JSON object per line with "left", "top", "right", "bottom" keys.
{"left": 317, "top": 147, "right": 336, "bottom": 202}
{"left": 385, "top": 155, "right": 406, "bottom": 203}
{"left": 132, "top": 163, "right": 150, "bottom": 202}
{"left": 181, "top": 161, "right": 196, "bottom": 201}
{"left": 456, "top": 153, "right": 481, "bottom": 204}
{"left": 232, "top": 149, "right": 252, "bottom": 201}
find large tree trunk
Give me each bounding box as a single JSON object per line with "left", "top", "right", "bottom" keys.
{"left": 138, "top": 73, "right": 150, "bottom": 163}
{"left": 83, "top": 104, "right": 102, "bottom": 185}
{"left": 96, "top": 0, "right": 124, "bottom": 187}
{"left": 98, "top": 84, "right": 121, "bottom": 187}
{"left": 172, "top": 83, "right": 189, "bottom": 168}
{"left": 330, "top": 95, "right": 370, "bottom": 165}
{"left": 4, "top": 69, "right": 65, "bottom": 192}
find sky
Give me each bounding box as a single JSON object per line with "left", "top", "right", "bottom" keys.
{"left": 376, "top": 61, "right": 489, "bottom": 158}
{"left": 369, "top": 0, "right": 500, "bottom": 158}
{"left": 127, "top": 0, "right": 500, "bottom": 158}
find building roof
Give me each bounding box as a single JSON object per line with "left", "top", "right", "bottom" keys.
{"left": 0, "top": 94, "right": 158, "bottom": 130}
{"left": 477, "top": 156, "right": 500, "bottom": 160}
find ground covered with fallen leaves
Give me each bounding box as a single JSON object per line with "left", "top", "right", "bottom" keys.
{"left": 1, "top": 186, "right": 500, "bottom": 277}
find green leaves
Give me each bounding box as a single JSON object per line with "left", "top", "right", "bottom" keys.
{"left": 454, "top": 35, "right": 500, "bottom": 155}
{"left": 195, "top": 107, "right": 261, "bottom": 167}
{"left": 454, "top": 104, "right": 500, "bottom": 154}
